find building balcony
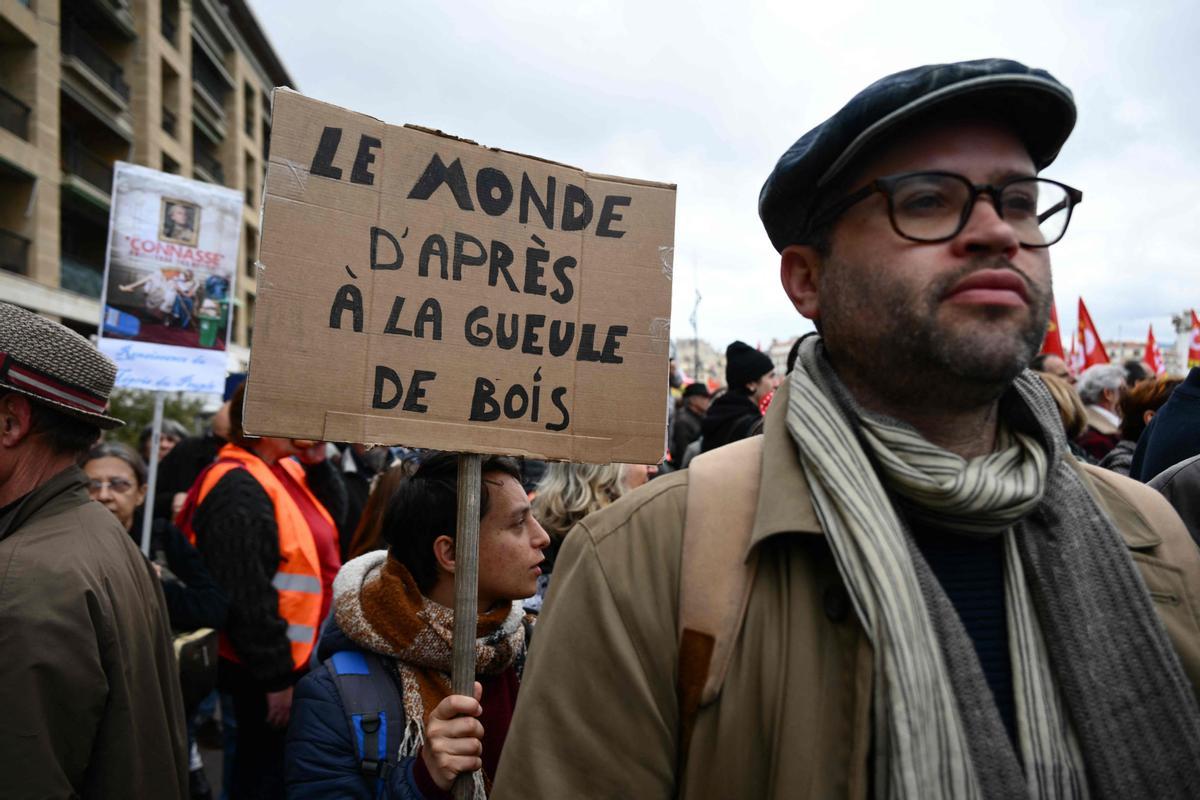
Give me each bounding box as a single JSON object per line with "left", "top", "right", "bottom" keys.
{"left": 60, "top": 253, "right": 104, "bottom": 298}
{"left": 193, "top": 145, "right": 225, "bottom": 185}
{"left": 162, "top": 107, "right": 177, "bottom": 137}
{"left": 62, "top": 21, "right": 131, "bottom": 104}
{"left": 0, "top": 86, "right": 31, "bottom": 141}
{"left": 162, "top": 13, "right": 178, "bottom": 45}
{"left": 63, "top": 136, "right": 115, "bottom": 195}
{"left": 0, "top": 228, "right": 31, "bottom": 276}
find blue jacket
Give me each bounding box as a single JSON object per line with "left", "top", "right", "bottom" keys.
{"left": 284, "top": 620, "right": 426, "bottom": 800}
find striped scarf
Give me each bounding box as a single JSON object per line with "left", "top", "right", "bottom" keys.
{"left": 333, "top": 551, "right": 529, "bottom": 799}
{"left": 786, "top": 335, "right": 1200, "bottom": 799}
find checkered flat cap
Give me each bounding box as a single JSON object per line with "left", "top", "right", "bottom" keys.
{"left": 0, "top": 303, "right": 123, "bottom": 428}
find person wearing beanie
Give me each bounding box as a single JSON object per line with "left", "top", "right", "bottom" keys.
{"left": 700, "top": 341, "right": 778, "bottom": 453}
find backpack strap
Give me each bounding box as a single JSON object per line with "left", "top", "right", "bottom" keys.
{"left": 325, "top": 650, "right": 405, "bottom": 791}
{"left": 677, "top": 435, "right": 763, "bottom": 770}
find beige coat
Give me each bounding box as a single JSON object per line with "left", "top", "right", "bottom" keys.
{"left": 0, "top": 467, "right": 189, "bottom": 799}
{"left": 493, "top": 384, "right": 1200, "bottom": 800}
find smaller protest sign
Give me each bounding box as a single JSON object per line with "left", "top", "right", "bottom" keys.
{"left": 98, "top": 163, "right": 243, "bottom": 394}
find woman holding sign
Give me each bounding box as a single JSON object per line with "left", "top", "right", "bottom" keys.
{"left": 284, "top": 453, "right": 549, "bottom": 799}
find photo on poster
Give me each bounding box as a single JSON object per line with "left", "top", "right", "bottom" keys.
{"left": 100, "top": 164, "right": 241, "bottom": 352}
{"left": 159, "top": 197, "right": 201, "bottom": 247}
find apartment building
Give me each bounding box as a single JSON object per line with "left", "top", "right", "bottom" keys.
{"left": 0, "top": 0, "right": 292, "bottom": 367}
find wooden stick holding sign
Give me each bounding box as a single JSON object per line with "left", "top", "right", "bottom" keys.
{"left": 451, "top": 452, "right": 483, "bottom": 799}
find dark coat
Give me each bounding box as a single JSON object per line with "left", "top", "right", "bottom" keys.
{"left": 0, "top": 467, "right": 189, "bottom": 799}
{"left": 136, "top": 511, "right": 228, "bottom": 631}
{"left": 1151, "top": 454, "right": 1200, "bottom": 548}
{"left": 1131, "top": 367, "right": 1200, "bottom": 481}
{"left": 700, "top": 391, "right": 761, "bottom": 453}
{"left": 284, "top": 622, "right": 429, "bottom": 800}
{"left": 671, "top": 404, "right": 704, "bottom": 465}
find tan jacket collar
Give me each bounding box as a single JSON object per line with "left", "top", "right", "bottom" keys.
{"left": 750, "top": 380, "right": 823, "bottom": 552}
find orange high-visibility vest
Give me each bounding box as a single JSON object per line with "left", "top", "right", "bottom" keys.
{"left": 188, "top": 443, "right": 332, "bottom": 671}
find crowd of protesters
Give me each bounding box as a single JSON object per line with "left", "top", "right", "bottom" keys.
{"left": 7, "top": 56, "right": 1200, "bottom": 800}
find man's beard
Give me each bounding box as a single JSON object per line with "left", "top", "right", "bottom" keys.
{"left": 820, "top": 255, "right": 1051, "bottom": 408}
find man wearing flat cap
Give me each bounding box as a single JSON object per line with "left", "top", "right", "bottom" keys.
{"left": 494, "top": 60, "right": 1200, "bottom": 798}
{"left": 0, "top": 303, "right": 189, "bottom": 798}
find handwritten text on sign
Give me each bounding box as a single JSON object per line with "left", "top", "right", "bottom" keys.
{"left": 243, "top": 90, "right": 675, "bottom": 463}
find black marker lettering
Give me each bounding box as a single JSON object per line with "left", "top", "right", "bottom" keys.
{"left": 596, "top": 195, "right": 631, "bottom": 238}
{"left": 329, "top": 283, "right": 363, "bottom": 332}
{"left": 408, "top": 154, "right": 474, "bottom": 211}
{"left": 350, "top": 135, "right": 381, "bottom": 185}
{"left": 310, "top": 126, "right": 343, "bottom": 180}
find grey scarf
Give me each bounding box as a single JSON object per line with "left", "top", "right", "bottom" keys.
{"left": 786, "top": 335, "right": 1200, "bottom": 799}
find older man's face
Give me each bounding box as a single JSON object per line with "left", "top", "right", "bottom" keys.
{"left": 808, "top": 120, "right": 1053, "bottom": 402}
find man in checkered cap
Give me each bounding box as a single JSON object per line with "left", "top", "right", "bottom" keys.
{"left": 0, "top": 302, "right": 189, "bottom": 798}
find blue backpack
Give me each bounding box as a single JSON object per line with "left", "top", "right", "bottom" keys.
{"left": 325, "top": 650, "right": 405, "bottom": 793}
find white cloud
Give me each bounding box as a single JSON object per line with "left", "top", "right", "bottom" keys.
{"left": 254, "top": 0, "right": 1200, "bottom": 354}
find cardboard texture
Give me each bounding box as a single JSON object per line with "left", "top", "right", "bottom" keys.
{"left": 243, "top": 89, "right": 676, "bottom": 463}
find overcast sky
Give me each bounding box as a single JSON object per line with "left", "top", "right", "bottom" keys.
{"left": 253, "top": 0, "right": 1200, "bottom": 360}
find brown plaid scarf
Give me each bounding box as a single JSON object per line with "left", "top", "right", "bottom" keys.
{"left": 333, "top": 551, "right": 528, "bottom": 796}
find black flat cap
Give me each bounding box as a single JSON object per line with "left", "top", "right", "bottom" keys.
{"left": 758, "top": 58, "right": 1076, "bottom": 252}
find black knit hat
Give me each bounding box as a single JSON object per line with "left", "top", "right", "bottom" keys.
{"left": 725, "top": 341, "right": 774, "bottom": 391}
{"left": 758, "top": 58, "right": 1076, "bottom": 252}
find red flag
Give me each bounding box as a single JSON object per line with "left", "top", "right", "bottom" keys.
{"left": 1190, "top": 309, "right": 1200, "bottom": 369}
{"left": 1077, "top": 298, "right": 1109, "bottom": 368}
{"left": 1144, "top": 325, "right": 1165, "bottom": 376}
{"left": 1039, "top": 301, "right": 1066, "bottom": 358}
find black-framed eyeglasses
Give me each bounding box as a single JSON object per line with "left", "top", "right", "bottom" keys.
{"left": 810, "top": 171, "right": 1083, "bottom": 247}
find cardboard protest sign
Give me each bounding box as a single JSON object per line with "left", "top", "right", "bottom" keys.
{"left": 243, "top": 90, "right": 675, "bottom": 463}
{"left": 98, "top": 163, "right": 242, "bottom": 393}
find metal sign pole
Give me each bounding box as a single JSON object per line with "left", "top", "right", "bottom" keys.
{"left": 451, "top": 452, "right": 482, "bottom": 799}
{"left": 139, "top": 392, "right": 165, "bottom": 556}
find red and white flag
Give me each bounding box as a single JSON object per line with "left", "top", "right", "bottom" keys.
{"left": 1069, "top": 332, "right": 1084, "bottom": 375}
{"left": 1077, "top": 298, "right": 1110, "bottom": 368}
{"left": 1144, "top": 325, "right": 1165, "bottom": 376}
{"left": 1039, "top": 301, "right": 1066, "bottom": 359}
{"left": 1189, "top": 309, "right": 1200, "bottom": 369}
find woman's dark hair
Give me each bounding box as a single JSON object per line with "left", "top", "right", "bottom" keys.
{"left": 346, "top": 461, "right": 413, "bottom": 559}
{"left": 83, "top": 441, "right": 148, "bottom": 486}
{"left": 225, "top": 382, "right": 254, "bottom": 449}
{"left": 382, "top": 451, "right": 521, "bottom": 593}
